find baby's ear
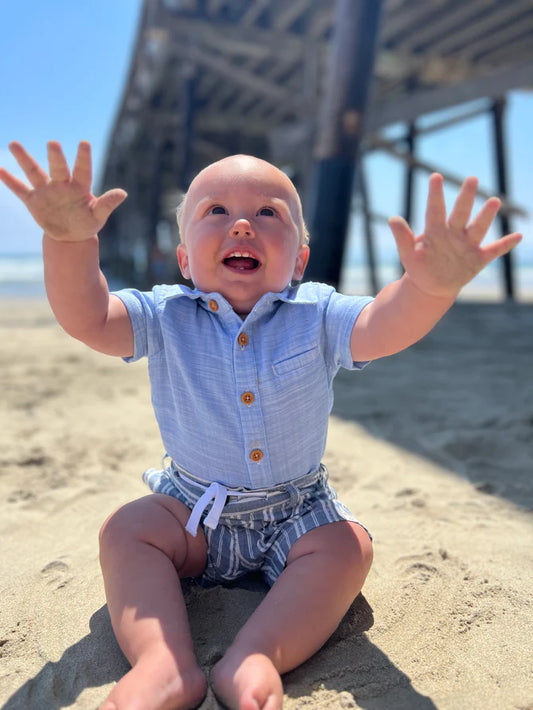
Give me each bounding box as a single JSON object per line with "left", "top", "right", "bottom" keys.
{"left": 177, "top": 244, "right": 191, "bottom": 279}
{"left": 292, "top": 244, "right": 310, "bottom": 281}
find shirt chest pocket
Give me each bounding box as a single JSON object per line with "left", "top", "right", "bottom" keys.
{"left": 272, "top": 345, "right": 321, "bottom": 376}
{"left": 268, "top": 344, "right": 329, "bottom": 414}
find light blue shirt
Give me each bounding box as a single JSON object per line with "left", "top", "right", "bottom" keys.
{"left": 113, "top": 282, "right": 373, "bottom": 489}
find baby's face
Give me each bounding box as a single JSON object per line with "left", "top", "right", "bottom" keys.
{"left": 177, "top": 155, "right": 309, "bottom": 317}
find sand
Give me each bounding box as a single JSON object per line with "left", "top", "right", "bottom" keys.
{"left": 0, "top": 297, "right": 531, "bottom": 710}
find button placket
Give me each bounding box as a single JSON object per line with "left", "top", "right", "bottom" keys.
{"left": 233, "top": 328, "right": 270, "bottom": 484}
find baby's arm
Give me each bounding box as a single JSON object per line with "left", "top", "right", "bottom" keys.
{"left": 351, "top": 173, "right": 522, "bottom": 362}
{"left": 0, "top": 141, "right": 133, "bottom": 356}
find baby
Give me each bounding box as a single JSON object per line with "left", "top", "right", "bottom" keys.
{"left": 0, "top": 141, "right": 521, "bottom": 710}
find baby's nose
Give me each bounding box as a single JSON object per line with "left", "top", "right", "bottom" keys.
{"left": 230, "top": 218, "right": 255, "bottom": 239}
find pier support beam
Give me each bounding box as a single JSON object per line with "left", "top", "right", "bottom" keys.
{"left": 491, "top": 97, "right": 515, "bottom": 300}
{"left": 304, "top": 0, "right": 383, "bottom": 287}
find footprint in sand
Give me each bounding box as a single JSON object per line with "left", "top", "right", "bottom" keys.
{"left": 7, "top": 489, "right": 36, "bottom": 503}
{"left": 0, "top": 621, "right": 28, "bottom": 657}
{"left": 396, "top": 552, "right": 442, "bottom": 584}
{"left": 40, "top": 558, "right": 73, "bottom": 590}
{"left": 394, "top": 487, "right": 427, "bottom": 508}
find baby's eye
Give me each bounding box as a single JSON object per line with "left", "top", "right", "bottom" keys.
{"left": 258, "top": 207, "right": 275, "bottom": 217}
{"left": 209, "top": 205, "right": 227, "bottom": 215}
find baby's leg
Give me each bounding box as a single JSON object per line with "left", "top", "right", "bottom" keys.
{"left": 211, "top": 521, "right": 373, "bottom": 710}
{"left": 98, "top": 494, "right": 208, "bottom": 710}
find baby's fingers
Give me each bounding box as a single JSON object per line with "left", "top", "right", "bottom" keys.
{"left": 93, "top": 188, "right": 128, "bottom": 224}
{"left": 480, "top": 232, "right": 522, "bottom": 266}
{"left": 388, "top": 215, "right": 415, "bottom": 266}
{"left": 468, "top": 196, "right": 501, "bottom": 244}
{"left": 71, "top": 141, "right": 93, "bottom": 187}
{"left": 47, "top": 141, "right": 71, "bottom": 182}
{"left": 8, "top": 141, "right": 49, "bottom": 188}
{"left": 447, "top": 176, "right": 478, "bottom": 232}
{"left": 424, "top": 173, "right": 447, "bottom": 233}
{"left": 0, "top": 167, "right": 32, "bottom": 202}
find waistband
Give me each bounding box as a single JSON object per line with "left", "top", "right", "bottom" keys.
{"left": 165, "top": 460, "right": 325, "bottom": 537}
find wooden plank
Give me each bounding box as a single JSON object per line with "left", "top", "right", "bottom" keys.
{"left": 203, "top": 8, "right": 332, "bottom": 115}
{"left": 169, "top": 35, "right": 304, "bottom": 112}
{"left": 163, "top": 13, "right": 306, "bottom": 114}
{"left": 381, "top": 0, "right": 449, "bottom": 42}
{"left": 308, "top": 7, "right": 334, "bottom": 38}
{"left": 196, "top": 113, "right": 280, "bottom": 136}
{"left": 194, "top": 137, "right": 228, "bottom": 160}
{"left": 394, "top": 0, "right": 488, "bottom": 52}
{"left": 415, "top": 102, "right": 491, "bottom": 135}
{"left": 194, "top": 31, "right": 308, "bottom": 114}
{"left": 367, "top": 60, "right": 533, "bottom": 129}
{"left": 241, "top": 0, "right": 272, "bottom": 26}
{"left": 460, "top": 13, "right": 533, "bottom": 61}
{"left": 207, "top": 0, "right": 227, "bottom": 16}
{"left": 367, "top": 135, "right": 528, "bottom": 217}
{"left": 482, "top": 34, "right": 533, "bottom": 67}
{"left": 165, "top": 14, "right": 307, "bottom": 55}
{"left": 273, "top": 0, "right": 311, "bottom": 31}
{"left": 225, "top": 55, "right": 304, "bottom": 116}
{"left": 191, "top": 34, "right": 272, "bottom": 61}
{"left": 427, "top": 0, "right": 533, "bottom": 55}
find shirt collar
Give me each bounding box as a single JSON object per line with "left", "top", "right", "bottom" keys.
{"left": 162, "top": 283, "right": 318, "bottom": 314}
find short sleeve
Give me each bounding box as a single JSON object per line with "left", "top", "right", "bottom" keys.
{"left": 324, "top": 290, "right": 374, "bottom": 371}
{"left": 112, "top": 288, "right": 163, "bottom": 362}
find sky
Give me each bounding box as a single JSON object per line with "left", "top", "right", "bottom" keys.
{"left": 1, "top": 1, "right": 531, "bottom": 286}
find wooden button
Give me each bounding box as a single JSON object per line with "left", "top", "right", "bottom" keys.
{"left": 237, "top": 332, "right": 249, "bottom": 347}
{"left": 250, "top": 449, "right": 263, "bottom": 462}
{"left": 241, "top": 391, "right": 254, "bottom": 405}
{"left": 208, "top": 299, "right": 219, "bottom": 312}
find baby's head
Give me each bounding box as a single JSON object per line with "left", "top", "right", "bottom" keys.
{"left": 174, "top": 155, "right": 310, "bottom": 317}
{"left": 176, "top": 155, "right": 309, "bottom": 246}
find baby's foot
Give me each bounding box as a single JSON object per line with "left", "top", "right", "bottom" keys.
{"left": 100, "top": 651, "right": 207, "bottom": 710}
{"left": 211, "top": 651, "right": 283, "bottom": 710}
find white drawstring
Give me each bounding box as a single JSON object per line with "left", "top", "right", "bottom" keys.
{"left": 175, "top": 473, "right": 268, "bottom": 537}
{"left": 185, "top": 482, "right": 228, "bottom": 536}
{"left": 158, "top": 460, "right": 323, "bottom": 537}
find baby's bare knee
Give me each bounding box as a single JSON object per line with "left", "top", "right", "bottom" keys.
{"left": 99, "top": 495, "right": 206, "bottom": 576}
{"left": 354, "top": 524, "right": 373, "bottom": 571}
{"left": 310, "top": 522, "right": 373, "bottom": 588}
{"left": 99, "top": 496, "right": 174, "bottom": 553}
{"left": 99, "top": 499, "right": 148, "bottom": 556}
{"left": 338, "top": 523, "right": 373, "bottom": 586}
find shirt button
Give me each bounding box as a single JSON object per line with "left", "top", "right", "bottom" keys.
{"left": 250, "top": 449, "right": 263, "bottom": 462}
{"left": 208, "top": 299, "right": 219, "bottom": 312}
{"left": 241, "top": 391, "right": 254, "bottom": 405}
{"left": 238, "top": 332, "right": 249, "bottom": 347}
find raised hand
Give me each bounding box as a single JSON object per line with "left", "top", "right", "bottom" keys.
{"left": 0, "top": 141, "right": 127, "bottom": 242}
{"left": 388, "top": 173, "right": 522, "bottom": 299}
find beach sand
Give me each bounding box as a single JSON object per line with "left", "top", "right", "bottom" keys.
{"left": 1, "top": 297, "right": 531, "bottom": 710}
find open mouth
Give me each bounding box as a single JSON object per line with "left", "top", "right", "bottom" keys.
{"left": 223, "top": 252, "right": 261, "bottom": 271}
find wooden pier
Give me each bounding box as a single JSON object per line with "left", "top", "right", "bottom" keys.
{"left": 99, "top": 0, "right": 532, "bottom": 296}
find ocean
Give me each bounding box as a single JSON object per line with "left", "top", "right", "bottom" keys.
{"left": 1, "top": 252, "right": 532, "bottom": 302}
{"left": 0, "top": 253, "right": 46, "bottom": 297}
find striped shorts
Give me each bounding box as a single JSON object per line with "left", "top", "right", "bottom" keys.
{"left": 143, "top": 461, "right": 370, "bottom": 587}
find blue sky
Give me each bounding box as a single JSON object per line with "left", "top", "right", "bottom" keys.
{"left": 1, "top": 1, "right": 531, "bottom": 276}
{"left": 0, "top": 0, "right": 143, "bottom": 253}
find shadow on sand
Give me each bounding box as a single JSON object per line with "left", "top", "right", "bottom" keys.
{"left": 2, "top": 605, "right": 128, "bottom": 710}
{"left": 332, "top": 303, "right": 533, "bottom": 512}
{"left": 3, "top": 577, "right": 436, "bottom": 709}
